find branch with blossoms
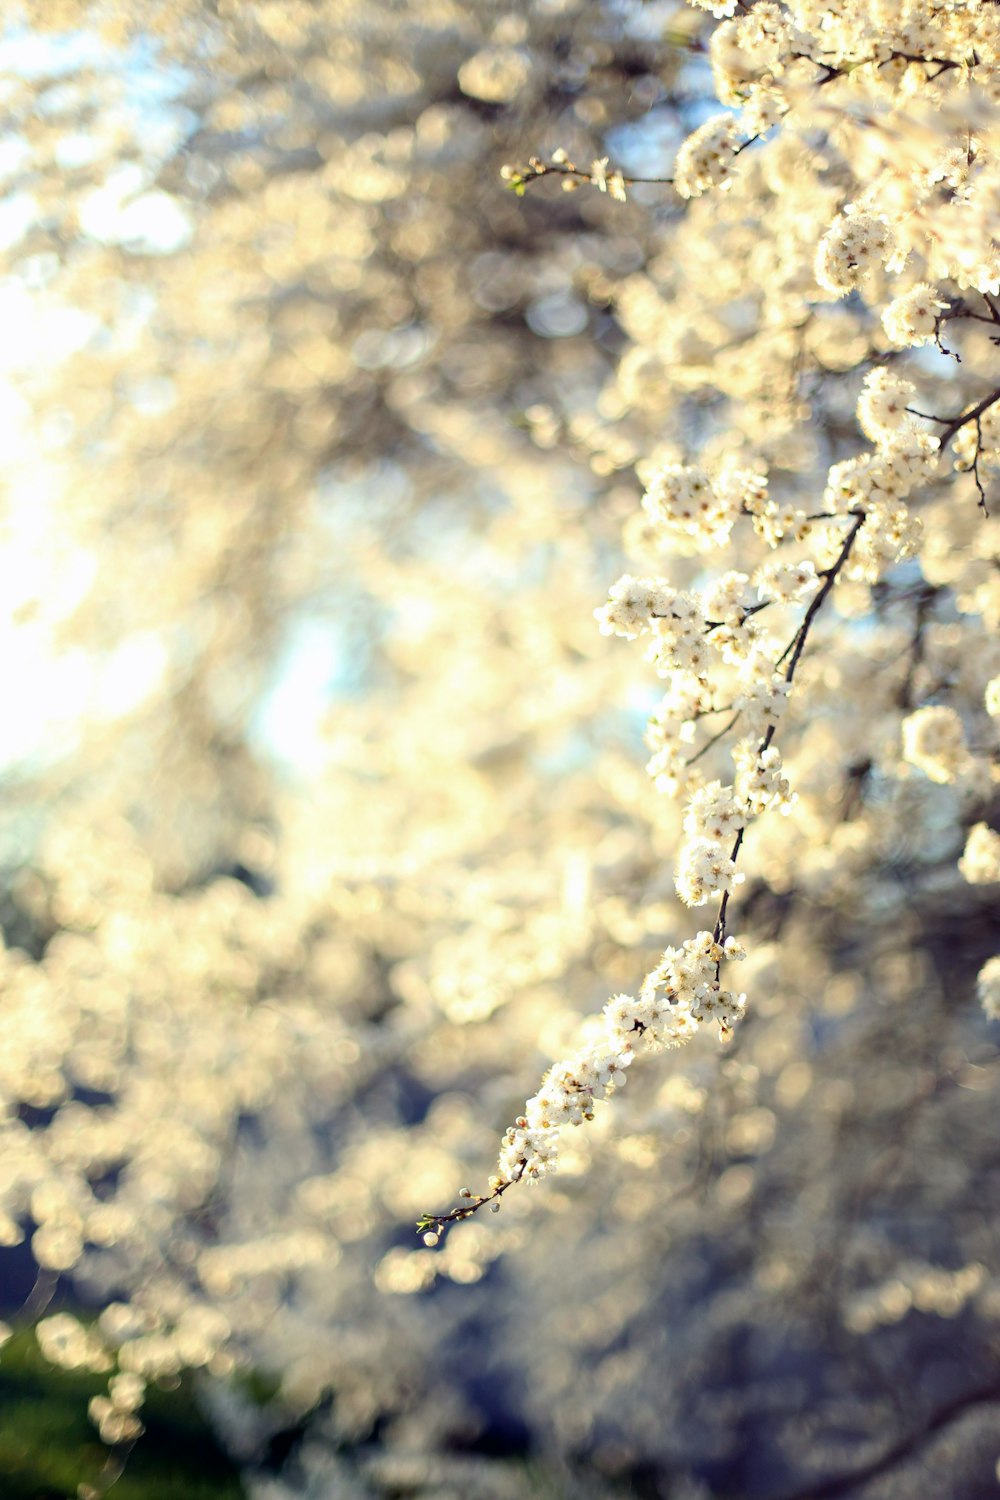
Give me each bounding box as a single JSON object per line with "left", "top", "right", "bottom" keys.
{"left": 416, "top": 0, "right": 1000, "bottom": 1245}
{"left": 500, "top": 151, "right": 668, "bottom": 203}
{"left": 417, "top": 506, "right": 868, "bottom": 1242}
{"left": 501, "top": 125, "right": 762, "bottom": 205}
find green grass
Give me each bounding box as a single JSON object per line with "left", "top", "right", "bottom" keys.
{"left": 0, "top": 1326, "right": 245, "bottom": 1500}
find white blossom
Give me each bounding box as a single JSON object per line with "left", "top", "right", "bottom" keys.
{"left": 901, "top": 705, "right": 970, "bottom": 784}
{"left": 815, "top": 210, "right": 896, "bottom": 296}
{"left": 978, "top": 956, "right": 1000, "bottom": 1022}
{"left": 754, "top": 559, "right": 819, "bottom": 605}
{"left": 642, "top": 463, "right": 738, "bottom": 552}
{"left": 675, "top": 837, "right": 744, "bottom": 906}
{"left": 594, "top": 574, "right": 674, "bottom": 638}
{"left": 856, "top": 368, "right": 917, "bottom": 444}
{"left": 734, "top": 740, "right": 793, "bottom": 816}
{"left": 959, "top": 823, "right": 1000, "bottom": 885}
{"left": 683, "top": 781, "right": 743, "bottom": 842}
{"left": 882, "top": 283, "right": 948, "bottom": 347}
{"left": 673, "top": 115, "right": 740, "bottom": 199}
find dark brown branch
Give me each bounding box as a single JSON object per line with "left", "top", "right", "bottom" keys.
{"left": 969, "top": 414, "right": 990, "bottom": 515}
{"left": 895, "top": 584, "right": 939, "bottom": 709}
{"left": 712, "top": 826, "right": 745, "bottom": 947}
{"left": 685, "top": 711, "right": 742, "bottom": 768}
{"left": 775, "top": 1382, "right": 1000, "bottom": 1500}
{"left": 781, "top": 511, "right": 866, "bottom": 689}
{"left": 505, "top": 130, "right": 765, "bottom": 200}
{"left": 790, "top": 48, "right": 966, "bottom": 85}
{"left": 912, "top": 383, "right": 1000, "bottom": 446}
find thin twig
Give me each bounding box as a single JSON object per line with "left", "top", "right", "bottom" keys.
{"left": 417, "top": 1162, "right": 525, "bottom": 1236}
{"left": 685, "top": 711, "right": 741, "bottom": 768}
{"left": 970, "top": 414, "right": 990, "bottom": 515}
{"left": 509, "top": 161, "right": 674, "bottom": 193}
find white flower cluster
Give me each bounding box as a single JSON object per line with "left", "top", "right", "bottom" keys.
{"left": 821, "top": 438, "right": 941, "bottom": 519}
{"left": 986, "top": 678, "right": 1000, "bottom": 719}
{"left": 596, "top": 516, "right": 805, "bottom": 912}
{"left": 642, "top": 463, "right": 740, "bottom": 553}
{"left": 641, "top": 459, "right": 773, "bottom": 561}
{"left": 594, "top": 574, "right": 729, "bottom": 681}
{"left": 673, "top": 114, "right": 740, "bottom": 199}
{"left": 680, "top": 0, "right": 1000, "bottom": 320}
{"left": 978, "top": 956, "right": 1000, "bottom": 1022}
{"left": 815, "top": 210, "right": 896, "bottom": 296}
{"left": 733, "top": 739, "right": 793, "bottom": 817}
{"left": 732, "top": 1, "right": 795, "bottom": 66}
{"left": 702, "top": 569, "right": 756, "bottom": 627}
{"left": 901, "top": 705, "right": 970, "bottom": 785}
{"left": 710, "top": 5, "right": 794, "bottom": 132}
{"left": 710, "top": 21, "right": 758, "bottom": 107}
{"left": 492, "top": 439, "right": 831, "bottom": 1197}
{"left": 675, "top": 834, "right": 744, "bottom": 907}
{"left": 89, "top": 1372, "right": 146, "bottom": 1446}
{"left": 959, "top": 823, "right": 1000, "bottom": 885}
{"left": 673, "top": 740, "right": 791, "bottom": 907}
{"left": 683, "top": 779, "right": 744, "bottom": 842}
{"left": 714, "top": 463, "right": 814, "bottom": 551}
{"left": 817, "top": 372, "right": 940, "bottom": 582}
{"left": 594, "top": 574, "right": 674, "bottom": 639}
{"left": 689, "top": 0, "right": 738, "bottom": 18}
{"left": 647, "top": 676, "right": 713, "bottom": 749}
{"left": 753, "top": 558, "right": 819, "bottom": 605}
{"left": 495, "top": 933, "right": 747, "bottom": 1188}
{"left": 733, "top": 673, "right": 791, "bottom": 737}
{"left": 645, "top": 590, "right": 712, "bottom": 678}
{"left": 882, "top": 283, "right": 948, "bottom": 348}
{"left": 856, "top": 368, "right": 918, "bottom": 445}
{"left": 36, "top": 1313, "right": 112, "bottom": 1373}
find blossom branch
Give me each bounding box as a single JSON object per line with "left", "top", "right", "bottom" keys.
{"left": 501, "top": 153, "right": 672, "bottom": 202}
{"left": 419, "top": 512, "right": 868, "bottom": 1241}
{"left": 417, "top": 1166, "right": 524, "bottom": 1242}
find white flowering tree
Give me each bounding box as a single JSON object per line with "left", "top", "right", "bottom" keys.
{"left": 2, "top": 2, "right": 1000, "bottom": 1498}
